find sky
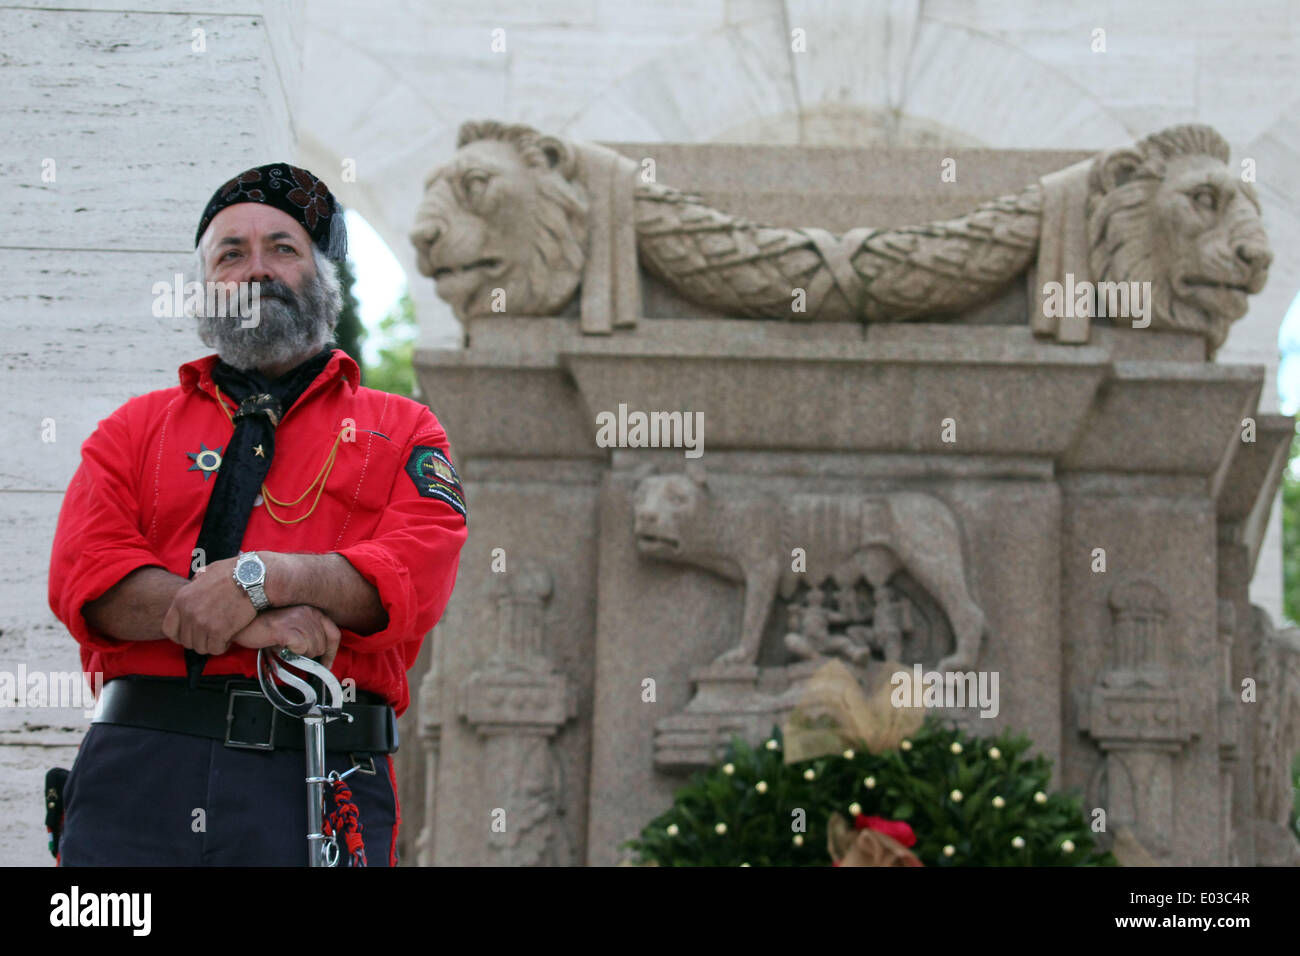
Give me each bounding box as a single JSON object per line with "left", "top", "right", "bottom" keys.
{"left": 1278, "top": 293, "right": 1300, "bottom": 415}
{"left": 344, "top": 209, "right": 406, "bottom": 366}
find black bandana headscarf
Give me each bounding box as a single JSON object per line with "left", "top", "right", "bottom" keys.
{"left": 195, "top": 163, "right": 348, "bottom": 263}
{"left": 184, "top": 346, "right": 335, "bottom": 685}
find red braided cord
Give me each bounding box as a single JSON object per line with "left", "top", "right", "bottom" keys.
{"left": 323, "top": 777, "right": 367, "bottom": 867}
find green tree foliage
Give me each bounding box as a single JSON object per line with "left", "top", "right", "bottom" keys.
{"left": 332, "top": 258, "right": 365, "bottom": 373}
{"left": 362, "top": 292, "right": 418, "bottom": 398}
{"left": 624, "top": 718, "right": 1114, "bottom": 867}
{"left": 1283, "top": 430, "right": 1300, "bottom": 626}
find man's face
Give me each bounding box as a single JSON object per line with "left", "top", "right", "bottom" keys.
{"left": 195, "top": 203, "right": 339, "bottom": 374}
{"left": 202, "top": 203, "right": 316, "bottom": 290}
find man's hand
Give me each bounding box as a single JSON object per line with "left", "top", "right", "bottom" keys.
{"left": 161, "top": 556, "right": 257, "bottom": 657}
{"left": 261, "top": 552, "right": 388, "bottom": 636}
{"left": 231, "top": 605, "right": 342, "bottom": 669}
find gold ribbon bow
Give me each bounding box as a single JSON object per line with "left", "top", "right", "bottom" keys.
{"left": 782, "top": 659, "right": 926, "bottom": 764}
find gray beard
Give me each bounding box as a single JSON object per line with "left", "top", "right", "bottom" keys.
{"left": 196, "top": 271, "right": 336, "bottom": 373}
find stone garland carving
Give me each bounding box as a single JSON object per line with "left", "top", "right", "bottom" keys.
{"left": 412, "top": 121, "right": 1270, "bottom": 355}
{"left": 458, "top": 563, "right": 578, "bottom": 866}
{"left": 631, "top": 465, "right": 985, "bottom": 673}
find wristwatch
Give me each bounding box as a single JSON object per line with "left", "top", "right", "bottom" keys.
{"left": 233, "top": 551, "right": 271, "bottom": 611}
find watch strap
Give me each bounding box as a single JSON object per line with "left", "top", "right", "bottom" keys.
{"left": 247, "top": 581, "right": 270, "bottom": 611}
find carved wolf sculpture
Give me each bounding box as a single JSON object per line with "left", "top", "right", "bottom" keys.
{"left": 632, "top": 468, "right": 986, "bottom": 672}
{"left": 412, "top": 121, "right": 1270, "bottom": 355}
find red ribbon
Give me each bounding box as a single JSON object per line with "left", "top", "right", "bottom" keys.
{"left": 852, "top": 814, "right": 916, "bottom": 848}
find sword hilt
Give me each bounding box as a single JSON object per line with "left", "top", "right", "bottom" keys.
{"left": 256, "top": 646, "right": 347, "bottom": 719}
{"left": 255, "top": 647, "right": 350, "bottom": 867}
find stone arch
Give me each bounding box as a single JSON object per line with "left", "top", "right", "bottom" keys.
{"left": 560, "top": 7, "right": 1133, "bottom": 149}
{"left": 296, "top": 130, "right": 461, "bottom": 348}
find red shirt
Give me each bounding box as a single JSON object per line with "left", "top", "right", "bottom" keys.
{"left": 48, "top": 349, "right": 467, "bottom": 716}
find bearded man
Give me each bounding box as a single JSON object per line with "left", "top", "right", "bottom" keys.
{"left": 47, "top": 164, "right": 467, "bottom": 866}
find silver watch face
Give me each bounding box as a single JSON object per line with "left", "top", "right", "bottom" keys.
{"left": 236, "top": 556, "right": 263, "bottom": 586}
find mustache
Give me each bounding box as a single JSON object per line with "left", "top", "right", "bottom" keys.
{"left": 252, "top": 278, "right": 299, "bottom": 307}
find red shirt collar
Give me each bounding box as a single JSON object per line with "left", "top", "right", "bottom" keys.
{"left": 179, "top": 348, "right": 360, "bottom": 396}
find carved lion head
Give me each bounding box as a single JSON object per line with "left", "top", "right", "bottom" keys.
{"left": 1087, "top": 124, "right": 1271, "bottom": 354}
{"left": 411, "top": 121, "right": 589, "bottom": 320}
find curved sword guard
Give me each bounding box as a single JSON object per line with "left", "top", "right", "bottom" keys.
{"left": 256, "top": 647, "right": 351, "bottom": 722}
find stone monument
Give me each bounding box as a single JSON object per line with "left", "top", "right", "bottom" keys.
{"left": 406, "top": 119, "right": 1297, "bottom": 866}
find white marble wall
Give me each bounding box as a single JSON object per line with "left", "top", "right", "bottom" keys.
{"left": 0, "top": 0, "right": 302, "bottom": 865}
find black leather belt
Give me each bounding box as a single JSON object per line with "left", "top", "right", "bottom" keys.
{"left": 93, "top": 676, "right": 399, "bottom": 754}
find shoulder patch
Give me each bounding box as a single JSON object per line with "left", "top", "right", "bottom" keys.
{"left": 405, "top": 445, "right": 466, "bottom": 520}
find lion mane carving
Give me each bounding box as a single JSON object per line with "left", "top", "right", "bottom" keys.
{"left": 1087, "top": 125, "right": 1270, "bottom": 353}
{"left": 410, "top": 120, "right": 588, "bottom": 319}
{"left": 413, "top": 120, "right": 1270, "bottom": 355}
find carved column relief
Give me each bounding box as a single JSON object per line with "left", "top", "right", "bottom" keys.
{"left": 1080, "top": 581, "right": 1197, "bottom": 859}
{"left": 1215, "top": 600, "right": 1239, "bottom": 864}
{"left": 1248, "top": 606, "right": 1300, "bottom": 865}
{"left": 458, "top": 563, "right": 578, "bottom": 865}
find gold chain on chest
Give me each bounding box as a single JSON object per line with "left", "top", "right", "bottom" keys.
{"left": 213, "top": 383, "right": 346, "bottom": 525}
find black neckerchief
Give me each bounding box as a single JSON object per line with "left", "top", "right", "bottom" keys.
{"left": 184, "top": 346, "right": 335, "bottom": 686}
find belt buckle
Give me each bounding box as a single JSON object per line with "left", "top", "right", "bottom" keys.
{"left": 225, "top": 689, "right": 277, "bottom": 750}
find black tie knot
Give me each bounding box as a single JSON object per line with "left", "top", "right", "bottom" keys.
{"left": 234, "top": 393, "right": 282, "bottom": 428}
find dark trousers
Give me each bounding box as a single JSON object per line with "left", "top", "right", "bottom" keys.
{"left": 58, "top": 724, "right": 399, "bottom": 866}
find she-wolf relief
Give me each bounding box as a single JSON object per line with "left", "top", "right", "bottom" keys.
{"left": 412, "top": 121, "right": 1271, "bottom": 355}
{"left": 631, "top": 466, "right": 987, "bottom": 770}
{"left": 631, "top": 466, "right": 985, "bottom": 674}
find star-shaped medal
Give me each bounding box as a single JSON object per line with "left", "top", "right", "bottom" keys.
{"left": 254, "top": 444, "right": 265, "bottom": 457}
{"left": 186, "top": 441, "right": 224, "bottom": 481}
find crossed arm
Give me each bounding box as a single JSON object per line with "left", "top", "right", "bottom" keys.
{"left": 82, "top": 553, "right": 387, "bottom": 669}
